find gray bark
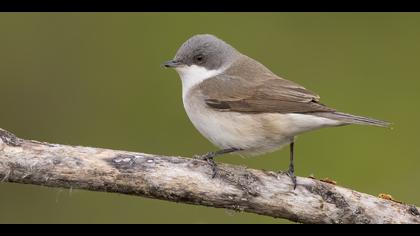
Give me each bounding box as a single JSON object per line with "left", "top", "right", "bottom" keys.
{"left": 0, "top": 128, "right": 419, "bottom": 224}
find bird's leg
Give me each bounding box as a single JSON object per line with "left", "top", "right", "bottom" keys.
{"left": 193, "top": 147, "right": 241, "bottom": 178}
{"left": 287, "top": 141, "right": 297, "bottom": 189}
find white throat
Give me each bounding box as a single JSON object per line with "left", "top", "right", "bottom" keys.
{"left": 176, "top": 65, "right": 224, "bottom": 100}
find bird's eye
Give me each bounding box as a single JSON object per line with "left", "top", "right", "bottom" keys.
{"left": 195, "top": 54, "right": 204, "bottom": 63}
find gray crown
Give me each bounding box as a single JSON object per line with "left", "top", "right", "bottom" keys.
{"left": 174, "top": 34, "right": 240, "bottom": 70}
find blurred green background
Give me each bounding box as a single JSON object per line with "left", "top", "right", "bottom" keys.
{"left": 0, "top": 13, "right": 419, "bottom": 224}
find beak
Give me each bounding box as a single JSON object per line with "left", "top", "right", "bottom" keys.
{"left": 162, "top": 59, "right": 182, "bottom": 68}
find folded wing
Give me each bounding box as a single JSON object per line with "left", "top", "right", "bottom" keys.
{"left": 200, "top": 74, "right": 335, "bottom": 114}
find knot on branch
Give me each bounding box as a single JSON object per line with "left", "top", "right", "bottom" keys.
{"left": 304, "top": 182, "right": 372, "bottom": 224}
{"left": 409, "top": 205, "right": 420, "bottom": 217}
{"left": 0, "top": 129, "right": 22, "bottom": 147}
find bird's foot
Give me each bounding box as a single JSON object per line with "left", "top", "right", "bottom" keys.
{"left": 278, "top": 168, "right": 297, "bottom": 190}
{"left": 287, "top": 168, "right": 297, "bottom": 190}
{"left": 193, "top": 152, "right": 218, "bottom": 178}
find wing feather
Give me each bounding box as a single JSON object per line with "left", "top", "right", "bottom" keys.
{"left": 200, "top": 74, "right": 334, "bottom": 114}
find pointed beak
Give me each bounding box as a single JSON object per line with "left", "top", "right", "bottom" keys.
{"left": 162, "top": 59, "right": 182, "bottom": 68}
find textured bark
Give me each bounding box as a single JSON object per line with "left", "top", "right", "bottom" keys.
{"left": 0, "top": 128, "right": 419, "bottom": 224}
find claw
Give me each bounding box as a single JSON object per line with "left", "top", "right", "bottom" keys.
{"left": 287, "top": 169, "right": 297, "bottom": 190}
{"left": 193, "top": 153, "right": 218, "bottom": 178}
{"left": 193, "top": 152, "right": 215, "bottom": 160}
{"left": 192, "top": 148, "right": 240, "bottom": 179}
{"left": 207, "top": 158, "right": 218, "bottom": 178}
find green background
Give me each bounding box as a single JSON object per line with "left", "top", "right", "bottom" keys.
{"left": 0, "top": 13, "right": 419, "bottom": 224}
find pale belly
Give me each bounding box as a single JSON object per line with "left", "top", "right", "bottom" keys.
{"left": 183, "top": 94, "right": 341, "bottom": 156}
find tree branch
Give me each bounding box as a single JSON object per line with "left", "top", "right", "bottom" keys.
{"left": 0, "top": 128, "right": 419, "bottom": 224}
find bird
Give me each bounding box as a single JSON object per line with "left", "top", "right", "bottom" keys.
{"left": 163, "top": 34, "right": 390, "bottom": 189}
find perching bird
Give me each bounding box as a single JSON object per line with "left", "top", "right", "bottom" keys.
{"left": 163, "top": 34, "right": 390, "bottom": 189}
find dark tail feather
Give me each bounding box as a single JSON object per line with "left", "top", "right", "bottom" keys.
{"left": 314, "top": 112, "right": 391, "bottom": 128}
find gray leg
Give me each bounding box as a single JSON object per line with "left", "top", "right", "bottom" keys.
{"left": 194, "top": 148, "right": 241, "bottom": 178}
{"left": 287, "top": 141, "right": 297, "bottom": 189}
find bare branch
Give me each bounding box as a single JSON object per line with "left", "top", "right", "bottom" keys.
{"left": 0, "top": 128, "right": 418, "bottom": 224}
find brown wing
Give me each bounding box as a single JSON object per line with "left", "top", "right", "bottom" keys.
{"left": 200, "top": 74, "right": 335, "bottom": 114}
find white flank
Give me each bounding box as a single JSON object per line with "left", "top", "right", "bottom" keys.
{"left": 277, "top": 113, "right": 343, "bottom": 135}
{"left": 183, "top": 100, "right": 344, "bottom": 156}
{"left": 176, "top": 65, "right": 224, "bottom": 100}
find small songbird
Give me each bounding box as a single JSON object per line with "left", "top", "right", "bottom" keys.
{"left": 163, "top": 34, "right": 389, "bottom": 189}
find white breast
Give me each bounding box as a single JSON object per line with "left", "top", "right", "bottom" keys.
{"left": 183, "top": 93, "right": 284, "bottom": 155}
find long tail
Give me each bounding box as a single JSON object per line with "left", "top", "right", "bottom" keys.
{"left": 313, "top": 111, "right": 391, "bottom": 128}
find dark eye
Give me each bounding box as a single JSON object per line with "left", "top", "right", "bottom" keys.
{"left": 194, "top": 54, "right": 205, "bottom": 63}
